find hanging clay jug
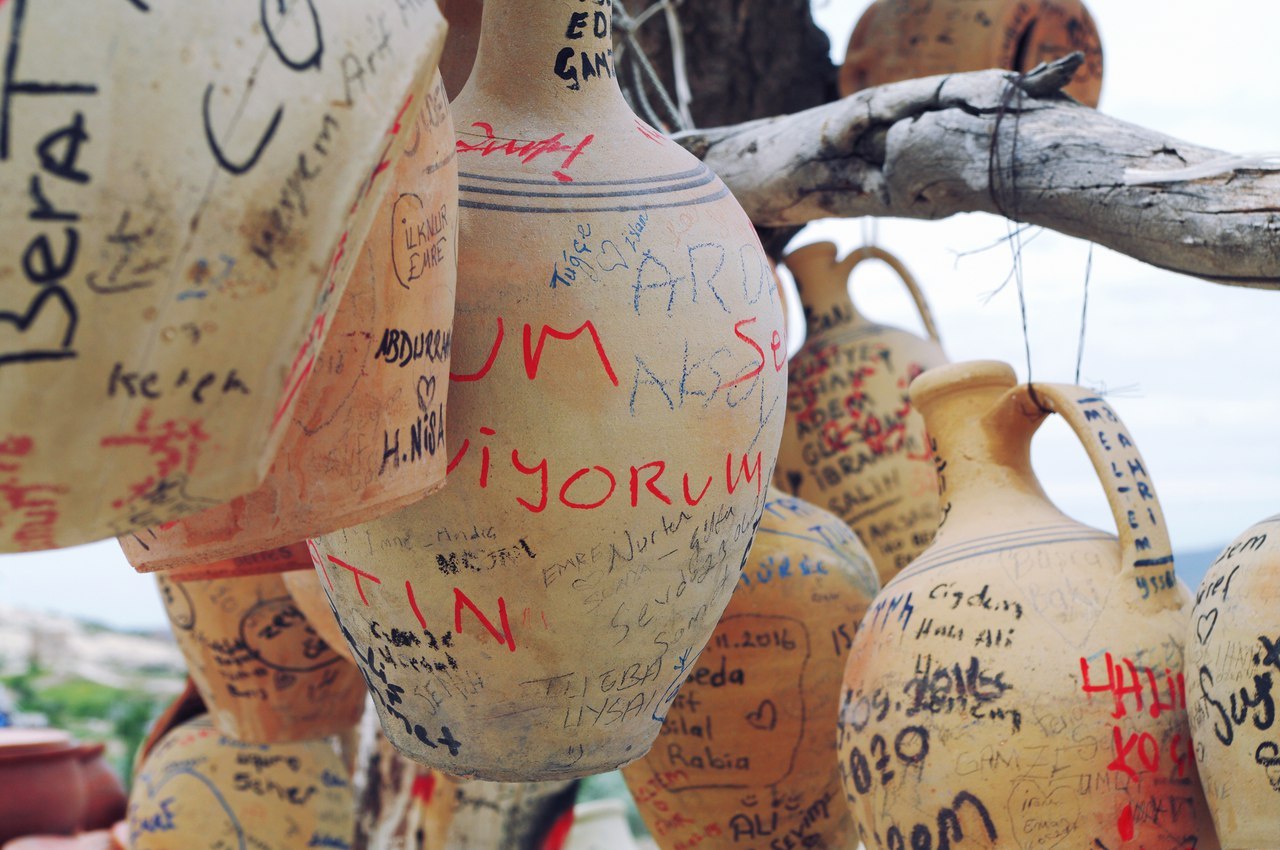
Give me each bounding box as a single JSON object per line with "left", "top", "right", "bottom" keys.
{"left": 839, "top": 0, "right": 1100, "bottom": 106}
{"left": 310, "top": 0, "right": 787, "bottom": 780}
{"left": 840, "top": 0, "right": 1104, "bottom": 107}
{"left": 282, "top": 566, "right": 348, "bottom": 654}
{"left": 1188, "top": 515, "right": 1280, "bottom": 849}
{"left": 156, "top": 545, "right": 365, "bottom": 743}
{"left": 624, "top": 487, "right": 879, "bottom": 850}
{"left": 0, "top": 1, "right": 448, "bottom": 553}
{"left": 837, "top": 361, "right": 1218, "bottom": 850}
{"left": 126, "top": 714, "right": 354, "bottom": 850}
{"left": 774, "top": 242, "right": 947, "bottom": 585}
{"left": 118, "top": 71, "right": 459, "bottom": 573}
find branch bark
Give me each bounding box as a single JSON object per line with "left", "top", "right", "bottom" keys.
{"left": 676, "top": 55, "right": 1280, "bottom": 288}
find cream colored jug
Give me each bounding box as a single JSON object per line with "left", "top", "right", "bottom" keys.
{"left": 1188, "top": 515, "right": 1280, "bottom": 849}
{"left": 157, "top": 547, "right": 365, "bottom": 743}
{"left": 310, "top": 0, "right": 787, "bottom": 780}
{"left": 119, "top": 70, "right": 458, "bottom": 573}
{"left": 0, "top": 1, "right": 446, "bottom": 551}
{"left": 624, "top": 487, "right": 878, "bottom": 850}
{"left": 775, "top": 242, "right": 947, "bottom": 584}
{"left": 838, "top": 361, "right": 1217, "bottom": 850}
{"left": 127, "top": 715, "right": 354, "bottom": 850}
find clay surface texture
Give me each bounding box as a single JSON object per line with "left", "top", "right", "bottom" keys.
{"left": 119, "top": 71, "right": 458, "bottom": 573}
{"left": 838, "top": 361, "right": 1217, "bottom": 850}
{"left": 625, "top": 488, "right": 879, "bottom": 850}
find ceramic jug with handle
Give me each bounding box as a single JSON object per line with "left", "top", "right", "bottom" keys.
{"left": 775, "top": 242, "right": 947, "bottom": 584}
{"left": 837, "top": 360, "right": 1217, "bottom": 850}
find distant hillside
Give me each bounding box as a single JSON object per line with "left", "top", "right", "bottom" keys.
{"left": 0, "top": 604, "right": 184, "bottom": 687}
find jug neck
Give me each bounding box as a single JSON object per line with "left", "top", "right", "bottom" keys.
{"left": 457, "top": 0, "right": 630, "bottom": 121}
{"left": 786, "top": 244, "right": 863, "bottom": 337}
{"left": 912, "top": 363, "right": 1061, "bottom": 534}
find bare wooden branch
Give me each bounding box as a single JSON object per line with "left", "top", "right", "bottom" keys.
{"left": 676, "top": 55, "right": 1280, "bottom": 288}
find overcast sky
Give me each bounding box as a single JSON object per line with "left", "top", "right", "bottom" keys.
{"left": 1, "top": 0, "right": 1277, "bottom": 630}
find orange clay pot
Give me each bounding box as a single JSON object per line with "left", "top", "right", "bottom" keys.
{"left": 774, "top": 242, "right": 947, "bottom": 584}
{"left": 0, "top": 2, "right": 447, "bottom": 552}
{"left": 624, "top": 487, "right": 878, "bottom": 850}
{"left": 310, "top": 0, "right": 787, "bottom": 780}
{"left": 118, "top": 70, "right": 458, "bottom": 574}
{"left": 1188, "top": 515, "right": 1280, "bottom": 849}
{"left": 840, "top": 0, "right": 1103, "bottom": 107}
{"left": 126, "top": 715, "right": 354, "bottom": 850}
{"left": 837, "top": 361, "right": 1217, "bottom": 850}
{"left": 0, "top": 730, "right": 87, "bottom": 844}
{"left": 157, "top": 545, "right": 365, "bottom": 743}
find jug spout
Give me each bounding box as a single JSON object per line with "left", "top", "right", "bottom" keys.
{"left": 909, "top": 361, "right": 1058, "bottom": 534}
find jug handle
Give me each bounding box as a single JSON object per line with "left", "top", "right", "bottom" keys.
{"left": 1012, "top": 383, "right": 1177, "bottom": 598}
{"left": 836, "top": 245, "right": 942, "bottom": 344}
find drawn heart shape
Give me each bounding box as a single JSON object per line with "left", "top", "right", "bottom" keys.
{"left": 1007, "top": 780, "right": 1079, "bottom": 850}
{"left": 1197, "top": 608, "right": 1219, "bottom": 646}
{"left": 745, "top": 699, "right": 777, "bottom": 731}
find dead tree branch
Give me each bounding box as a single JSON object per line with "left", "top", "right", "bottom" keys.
{"left": 676, "top": 55, "right": 1280, "bottom": 288}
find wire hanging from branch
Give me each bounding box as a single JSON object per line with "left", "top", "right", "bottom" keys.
{"left": 612, "top": 0, "right": 695, "bottom": 133}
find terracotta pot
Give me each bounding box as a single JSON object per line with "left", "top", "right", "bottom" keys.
{"left": 623, "top": 487, "right": 878, "bottom": 849}
{"left": 1188, "top": 515, "right": 1280, "bottom": 849}
{"left": 282, "top": 567, "right": 348, "bottom": 655}
{"left": 840, "top": 0, "right": 1104, "bottom": 107}
{"left": 0, "top": 0, "right": 448, "bottom": 552}
{"left": 774, "top": 242, "right": 947, "bottom": 585}
{"left": 157, "top": 547, "right": 366, "bottom": 743}
{"left": 74, "top": 743, "right": 127, "bottom": 832}
{"left": 0, "top": 730, "right": 87, "bottom": 843}
{"left": 118, "top": 71, "right": 459, "bottom": 574}
{"left": 127, "top": 715, "right": 354, "bottom": 850}
{"left": 310, "top": 0, "right": 787, "bottom": 780}
{"left": 837, "top": 361, "right": 1218, "bottom": 850}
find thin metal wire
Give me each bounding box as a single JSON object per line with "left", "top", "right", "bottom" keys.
{"left": 612, "top": 0, "right": 694, "bottom": 133}
{"left": 989, "top": 70, "right": 1052, "bottom": 412}
{"left": 1075, "top": 242, "right": 1094, "bottom": 385}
